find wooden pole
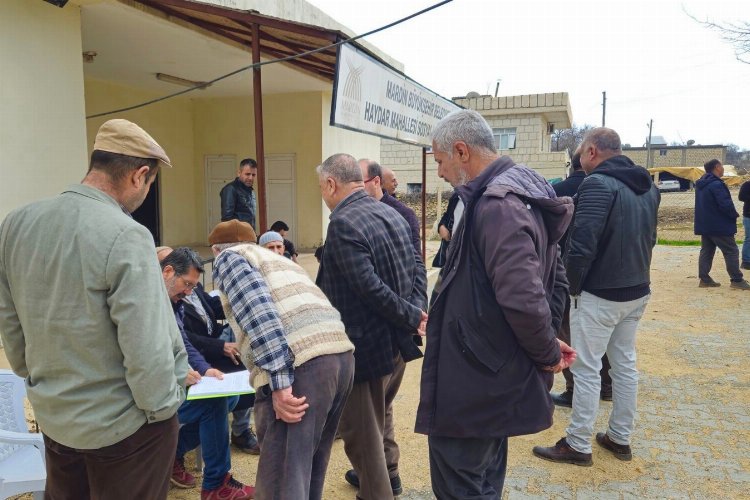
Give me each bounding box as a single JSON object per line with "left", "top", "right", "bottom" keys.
{"left": 251, "top": 23, "right": 268, "bottom": 233}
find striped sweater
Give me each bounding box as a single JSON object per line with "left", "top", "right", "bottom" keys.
{"left": 219, "top": 244, "right": 353, "bottom": 389}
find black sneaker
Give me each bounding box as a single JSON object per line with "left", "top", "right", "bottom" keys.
{"left": 596, "top": 432, "right": 632, "bottom": 461}
{"left": 344, "top": 469, "right": 403, "bottom": 496}
{"left": 231, "top": 428, "right": 260, "bottom": 455}
{"left": 551, "top": 390, "right": 573, "bottom": 408}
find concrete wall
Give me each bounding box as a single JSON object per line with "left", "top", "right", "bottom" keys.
{"left": 0, "top": 0, "right": 88, "bottom": 221}
{"left": 623, "top": 146, "right": 726, "bottom": 168}
{"left": 85, "top": 79, "right": 198, "bottom": 246}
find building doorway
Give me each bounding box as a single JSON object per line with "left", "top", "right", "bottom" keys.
{"left": 205, "top": 154, "right": 238, "bottom": 238}
{"left": 132, "top": 176, "right": 161, "bottom": 245}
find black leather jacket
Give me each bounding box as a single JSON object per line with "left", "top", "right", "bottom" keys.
{"left": 220, "top": 178, "right": 256, "bottom": 229}
{"left": 566, "top": 155, "right": 660, "bottom": 296}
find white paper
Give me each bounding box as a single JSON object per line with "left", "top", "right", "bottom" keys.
{"left": 187, "top": 370, "right": 254, "bottom": 400}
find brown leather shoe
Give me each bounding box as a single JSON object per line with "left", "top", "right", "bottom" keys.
{"left": 533, "top": 438, "right": 592, "bottom": 466}
{"left": 596, "top": 432, "right": 632, "bottom": 461}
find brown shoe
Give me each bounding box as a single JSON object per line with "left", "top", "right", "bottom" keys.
{"left": 595, "top": 432, "right": 632, "bottom": 461}
{"left": 532, "top": 438, "right": 592, "bottom": 466}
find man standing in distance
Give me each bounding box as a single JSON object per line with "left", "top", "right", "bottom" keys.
{"left": 415, "top": 110, "right": 575, "bottom": 498}
{"left": 317, "top": 154, "right": 427, "bottom": 499}
{"left": 0, "top": 119, "right": 189, "bottom": 499}
{"left": 694, "top": 159, "right": 750, "bottom": 289}
{"left": 221, "top": 158, "right": 258, "bottom": 229}
{"left": 534, "top": 127, "right": 660, "bottom": 465}
{"left": 381, "top": 166, "right": 399, "bottom": 196}
{"left": 359, "top": 159, "right": 421, "bottom": 255}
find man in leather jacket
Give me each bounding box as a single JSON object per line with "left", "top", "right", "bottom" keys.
{"left": 220, "top": 158, "right": 258, "bottom": 229}
{"left": 534, "top": 127, "right": 660, "bottom": 466}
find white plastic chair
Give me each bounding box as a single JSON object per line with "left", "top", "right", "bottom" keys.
{"left": 0, "top": 370, "right": 46, "bottom": 500}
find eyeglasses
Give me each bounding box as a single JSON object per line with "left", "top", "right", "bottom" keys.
{"left": 179, "top": 276, "right": 198, "bottom": 291}
{"left": 363, "top": 176, "right": 377, "bottom": 183}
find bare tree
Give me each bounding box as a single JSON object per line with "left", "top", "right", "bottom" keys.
{"left": 551, "top": 124, "right": 595, "bottom": 156}
{"left": 687, "top": 10, "right": 750, "bottom": 64}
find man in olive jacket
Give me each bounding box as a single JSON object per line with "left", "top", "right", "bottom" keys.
{"left": 415, "top": 110, "right": 575, "bottom": 498}
{"left": 0, "top": 120, "right": 189, "bottom": 499}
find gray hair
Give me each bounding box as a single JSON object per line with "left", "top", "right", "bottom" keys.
{"left": 316, "top": 153, "right": 363, "bottom": 183}
{"left": 159, "top": 246, "right": 204, "bottom": 275}
{"left": 431, "top": 109, "right": 497, "bottom": 156}
{"left": 581, "top": 127, "right": 621, "bottom": 154}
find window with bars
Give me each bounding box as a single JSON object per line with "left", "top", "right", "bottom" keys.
{"left": 492, "top": 128, "right": 516, "bottom": 150}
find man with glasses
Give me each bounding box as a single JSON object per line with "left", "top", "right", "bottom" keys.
{"left": 160, "top": 247, "right": 255, "bottom": 499}
{"left": 359, "top": 159, "right": 421, "bottom": 255}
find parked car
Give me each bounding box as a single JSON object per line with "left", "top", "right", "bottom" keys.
{"left": 658, "top": 180, "right": 681, "bottom": 192}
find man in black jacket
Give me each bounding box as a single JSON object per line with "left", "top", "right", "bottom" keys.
{"left": 220, "top": 158, "right": 258, "bottom": 229}
{"left": 740, "top": 179, "right": 750, "bottom": 269}
{"left": 534, "top": 127, "right": 660, "bottom": 465}
{"left": 316, "top": 153, "right": 427, "bottom": 500}
{"left": 551, "top": 152, "right": 612, "bottom": 407}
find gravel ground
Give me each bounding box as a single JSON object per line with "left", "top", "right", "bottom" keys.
{"left": 4, "top": 245, "right": 749, "bottom": 499}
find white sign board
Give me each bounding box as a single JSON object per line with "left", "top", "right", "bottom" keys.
{"left": 331, "top": 43, "right": 461, "bottom": 147}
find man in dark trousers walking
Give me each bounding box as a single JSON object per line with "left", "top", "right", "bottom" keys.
{"left": 694, "top": 159, "right": 750, "bottom": 290}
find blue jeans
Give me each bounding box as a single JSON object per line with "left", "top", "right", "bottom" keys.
{"left": 566, "top": 292, "right": 650, "bottom": 454}
{"left": 743, "top": 217, "right": 750, "bottom": 264}
{"left": 176, "top": 396, "right": 239, "bottom": 490}
{"left": 220, "top": 326, "right": 252, "bottom": 436}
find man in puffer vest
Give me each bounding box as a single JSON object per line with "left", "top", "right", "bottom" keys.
{"left": 208, "top": 219, "right": 355, "bottom": 500}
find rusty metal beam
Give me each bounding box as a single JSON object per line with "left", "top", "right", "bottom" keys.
{"left": 252, "top": 23, "right": 267, "bottom": 234}
{"left": 259, "top": 46, "right": 334, "bottom": 79}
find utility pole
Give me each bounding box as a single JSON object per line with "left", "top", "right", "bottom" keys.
{"left": 602, "top": 91, "right": 607, "bottom": 126}
{"left": 646, "top": 119, "right": 653, "bottom": 169}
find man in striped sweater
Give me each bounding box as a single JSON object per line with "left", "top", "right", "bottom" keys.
{"left": 208, "top": 219, "right": 355, "bottom": 500}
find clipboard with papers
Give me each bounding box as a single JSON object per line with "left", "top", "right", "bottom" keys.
{"left": 187, "top": 370, "right": 255, "bottom": 400}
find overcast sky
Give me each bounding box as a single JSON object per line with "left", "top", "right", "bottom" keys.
{"left": 308, "top": 0, "right": 750, "bottom": 150}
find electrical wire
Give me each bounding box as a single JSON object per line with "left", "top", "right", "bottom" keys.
{"left": 86, "top": 0, "right": 453, "bottom": 119}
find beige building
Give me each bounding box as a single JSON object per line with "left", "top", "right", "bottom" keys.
{"left": 1, "top": 0, "right": 416, "bottom": 250}
{"left": 622, "top": 145, "right": 726, "bottom": 169}
{"left": 381, "top": 92, "right": 573, "bottom": 194}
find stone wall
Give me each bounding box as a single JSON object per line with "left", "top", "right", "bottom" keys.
{"left": 623, "top": 145, "right": 726, "bottom": 168}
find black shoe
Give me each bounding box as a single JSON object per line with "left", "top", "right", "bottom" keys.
{"left": 600, "top": 389, "right": 613, "bottom": 402}
{"left": 551, "top": 390, "right": 573, "bottom": 408}
{"left": 532, "top": 438, "right": 593, "bottom": 466}
{"left": 231, "top": 428, "right": 260, "bottom": 455}
{"left": 742, "top": 262, "right": 750, "bottom": 270}
{"left": 596, "top": 432, "right": 632, "bottom": 461}
{"left": 699, "top": 278, "right": 721, "bottom": 288}
{"left": 344, "top": 469, "right": 403, "bottom": 496}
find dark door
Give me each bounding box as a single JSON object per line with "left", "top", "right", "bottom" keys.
{"left": 132, "top": 177, "right": 161, "bottom": 245}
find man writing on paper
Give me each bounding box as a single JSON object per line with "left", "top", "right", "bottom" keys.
{"left": 209, "top": 219, "right": 355, "bottom": 500}
{"left": 160, "top": 247, "right": 255, "bottom": 499}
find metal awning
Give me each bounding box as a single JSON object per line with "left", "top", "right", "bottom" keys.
{"left": 132, "top": 0, "right": 348, "bottom": 81}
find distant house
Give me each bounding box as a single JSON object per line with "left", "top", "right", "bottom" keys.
{"left": 381, "top": 92, "right": 573, "bottom": 194}
{"left": 622, "top": 144, "right": 726, "bottom": 169}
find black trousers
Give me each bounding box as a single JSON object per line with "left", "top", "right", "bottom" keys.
{"left": 699, "top": 235, "right": 743, "bottom": 282}
{"left": 428, "top": 435, "right": 507, "bottom": 500}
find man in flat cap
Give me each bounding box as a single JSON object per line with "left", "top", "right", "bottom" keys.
{"left": 209, "top": 219, "right": 355, "bottom": 500}
{"left": 0, "top": 119, "right": 189, "bottom": 499}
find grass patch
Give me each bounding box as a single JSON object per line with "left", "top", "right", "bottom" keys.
{"left": 657, "top": 238, "right": 743, "bottom": 246}
{"left": 658, "top": 239, "right": 700, "bottom": 246}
